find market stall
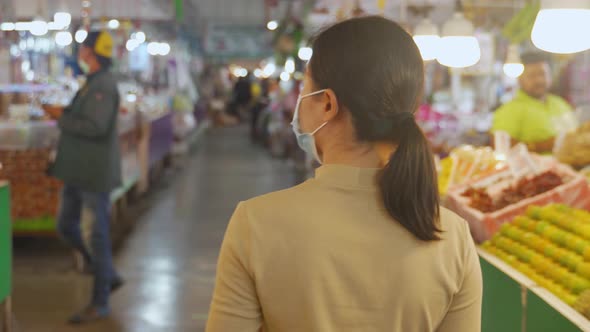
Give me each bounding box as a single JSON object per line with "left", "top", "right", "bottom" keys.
{"left": 0, "top": 81, "right": 178, "bottom": 235}
{"left": 478, "top": 204, "right": 590, "bottom": 331}
{"left": 480, "top": 248, "right": 590, "bottom": 332}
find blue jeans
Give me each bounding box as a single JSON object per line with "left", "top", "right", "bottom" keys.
{"left": 57, "top": 185, "right": 117, "bottom": 309}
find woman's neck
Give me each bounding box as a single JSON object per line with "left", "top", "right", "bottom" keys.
{"left": 321, "top": 142, "right": 393, "bottom": 168}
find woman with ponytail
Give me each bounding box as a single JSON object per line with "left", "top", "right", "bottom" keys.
{"left": 208, "top": 16, "right": 482, "bottom": 332}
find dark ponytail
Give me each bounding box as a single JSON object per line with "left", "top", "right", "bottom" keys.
{"left": 380, "top": 114, "right": 441, "bottom": 241}
{"left": 310, "top": 16, "right": 441, "bottom": 241}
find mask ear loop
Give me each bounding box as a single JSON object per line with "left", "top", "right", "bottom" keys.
{"left": 310, "top": 121, "right": 328, "bottom": 135}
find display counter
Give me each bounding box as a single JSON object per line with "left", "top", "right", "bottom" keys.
{"left": 480, "top": 248, "right": 590, "bottom": 331}
{"left": 0, "top": 112, "right": 143, "bottom": 235}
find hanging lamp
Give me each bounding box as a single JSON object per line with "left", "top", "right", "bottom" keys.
{"left": 531, "top": 0, "right": 590, "bottom": 54}
{"left": 413, "top": 17, "right": 440, "bottom": 61}
{"left": 503, "top": 44, "right": 524, "bottom": 78}
{"left": 437, "top": 0, "right": 481, "bottom": 68}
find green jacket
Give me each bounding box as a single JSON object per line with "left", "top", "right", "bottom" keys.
{"left": 50, "top": 70, "right": 121, "bottom": 193}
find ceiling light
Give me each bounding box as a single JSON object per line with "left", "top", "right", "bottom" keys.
{"left": 262, "top": 62, "right": 276, "bottom": 77}
{"left": 108, "top": 19, "right": 120, "bottom": 30}
{"left": 285, "top": 57, "right": 295, "bottom": 74}
{"left": 55, "top": 31, "right": 73, "bottom": 46}
{"left": 503, "top": 44, "right": 524, "bottom": 78}
{"left": 267, "top": 20, "right": 279, "bottom": 31}
{"left": 135, "top": 31, "right": 146, "bottom": 43}
{"left": 126, "top": 38, "right": 140, "bottom": 51}
{"left": 437, "top": 12, "right": 481, "bottom": 68}
{"left": 413, "top": 18, "right": 440, "bottom": 61}
{"left": 298, "top": 47, "right": 313, "bottom": 61}
{"left": 254, "top": 69, "right": 263, "bottom": 78}
{"left": 54, "top": 12, "right": 71, "bottom": 28}
{"left": 0, "top": 23, "right": 15, "bottom": 31}
{"left": 158, "top": 42, "right": 171, "bottom": 56}
{"left": 75, "top": 30, "right": 88, "bottom": 43}
{"left": 147, "top": 42, "right": 159, "bottom": 55}
{"left": 30, "top": 18, "right": 48, "bottom": 36}
{"left": 280, "top": 71, "right": 290, "bottom": 82}
{"left": 531, "top": 0, "right": 590, "bottom": 54}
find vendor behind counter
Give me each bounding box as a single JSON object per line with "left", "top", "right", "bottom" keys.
{"left": 492, "top": 52, "right": 576, "bottom": 153}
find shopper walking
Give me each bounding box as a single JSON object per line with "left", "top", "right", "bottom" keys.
{"left": 207, "top": 16, "right": 482, "bottom": 332}
{"left": 49, "top": 30, "right": 123, "bottom": 324}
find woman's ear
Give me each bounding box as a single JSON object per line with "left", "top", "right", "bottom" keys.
{"left": 322, "top": 89, "right": 339, "bottom": 122}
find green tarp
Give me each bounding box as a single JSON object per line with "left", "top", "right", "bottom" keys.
{"left": 0, "top": 183, "right": 11, "bottom": 302}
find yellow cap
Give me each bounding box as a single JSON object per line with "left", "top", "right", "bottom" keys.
{"left": 85, "top": 31, "right": 114, "bottom": 58}
{"left": 94, "top": 31, "right": 113, "bottom": 58}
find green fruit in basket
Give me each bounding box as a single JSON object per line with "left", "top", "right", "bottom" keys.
{"left": 527, "top": 206, "right": 543, "bottom": 219}
{"left": 583, "top": 247, "right": 590, "bottom": 261}
{"left": 554, "top": 204, "right": 572, "bottom": 213}
{"left": 535, "top": 258, "right": 552, "bottom": 274}
{"left": 563, "top": 293, "right": 578, "bottom": 306}
{"left": 514, "top": 216, "right": 530, "bottom": 227}
{"left": 569, "top": 255, "right": 584, "bottom": 271}
{"left": 544, "top": 244, "right": 557, "bottom": 258}
{"left": 500, "top": 223, "right": 514, "bottom": 236}
{"left": 536, "top": 221, "right": 550, "bottom": 234}
{"left": 571, "top": 277, "right": 590, "bottom": 294}
{"left": 505, "top": 255, "right": 519, "bottom": 266}
{"left": 571, "top": 237, "right": 589, "bottom": 255}
{"left": 548, "top": 267, "right": 569, "bottom": 281}
{"left": 577, "top": 263, "right": 590, "bottom": 279}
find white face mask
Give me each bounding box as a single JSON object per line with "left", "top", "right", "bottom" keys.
{"left": 291, "top": 89, "right": 328, "bottom": 164}
{"left": 78, "top": 59, "right": 90, "bottom": 74}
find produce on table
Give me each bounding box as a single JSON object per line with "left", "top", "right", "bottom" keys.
{"left": 555, "top": 122, "right": 590, "bottom": 169}
{"left": 437, "top": 146, "right": 505, "bottom": 196}
{"left": 438, "top": 157, "right": 452, "bottom": 195}
{"left": 0, "top": 149, "right": 62, "bottom": 221}
{"left": 463, "top": 171, "right": 564, "bottom": 213}
{"left": 481, "top": 204, "right": 590, "bottom": 318}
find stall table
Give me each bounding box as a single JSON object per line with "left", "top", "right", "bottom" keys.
{"left": 480, "top": 248, "right": 590, "bottom": 332}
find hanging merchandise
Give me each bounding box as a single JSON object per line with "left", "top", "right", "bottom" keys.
{"left": 532, "top": 0, "right": 590, "bottom": 54}
{"left": 503, "top": 44, "right": 524, "bottom": 78}
{"left": 413, "top": 17, "right": 440, "bottom": 61}
{"left": 502, "top": 1, "right": 540, "bottom": 44}
{"left": 437, "top": 1, "right": 481, "bottom": 68}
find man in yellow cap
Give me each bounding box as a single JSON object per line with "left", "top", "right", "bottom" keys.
{"left": 49, "top": 30, "right": 123, "bottom": 324}
{"left": 492, "top": 52, "right": 573, "bottom": 153}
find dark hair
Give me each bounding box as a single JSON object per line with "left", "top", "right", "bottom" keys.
{"left": 96, "top": 55, "right": 113, "bottom": 70}
{"left": 310, "top": 16, "right": 441, "bottom": 241}
{"left": 521, "top": 51, "right": 550, "bottom": 65}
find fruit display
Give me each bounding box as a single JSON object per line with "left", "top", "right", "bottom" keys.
{"left": 437, "top": 146, "right": 505, "bottom": 196}
{"left": 446, "top": 162, "right": 590, "bottom": 243}
{"left": 438, "top": 157, "right": 452, "bottom": 195}
{"left": 555, "top": 122, "right": 590, "bottom": 169}
{"left": 481, "top": 204, "right": 590, "bottom": 317}
{"left": 463, "top": 170, "right": 564, "bottom": 213}
{"left": 0, "top": 149, "right": 62, "bottom": 220}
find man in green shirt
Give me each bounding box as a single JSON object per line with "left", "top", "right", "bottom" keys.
{"left": 492, "top": 52, "right": 573, "bottom": 153}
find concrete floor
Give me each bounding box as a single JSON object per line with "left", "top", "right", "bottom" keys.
{"left": 10, "top": 126, "right": 300, "bottom": 332}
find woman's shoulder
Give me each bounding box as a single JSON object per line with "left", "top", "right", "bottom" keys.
{"left": 438, "top": 207, "right": 473, "bottom": 245}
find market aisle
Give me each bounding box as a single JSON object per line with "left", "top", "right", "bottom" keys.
{"left": 11, "top": 126, "right": 299, "bottom": 332}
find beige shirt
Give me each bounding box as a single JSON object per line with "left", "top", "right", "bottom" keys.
{"left": 207, "top": 165, "right": 482, "bottom": 332}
